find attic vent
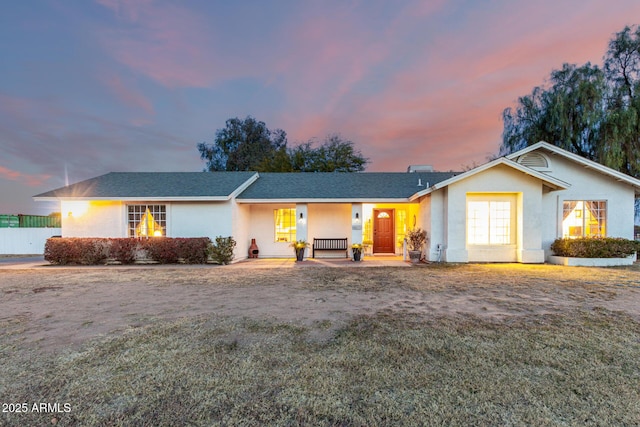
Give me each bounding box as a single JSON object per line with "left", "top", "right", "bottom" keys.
{"left": 517, "top": 152, "right": 549, "bottom": 169}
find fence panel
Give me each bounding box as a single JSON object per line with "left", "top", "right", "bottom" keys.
{"left": 0, "top": 228, "right": 61, "bottom": 254}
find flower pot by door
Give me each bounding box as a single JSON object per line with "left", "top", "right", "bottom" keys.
{"left": 353, "top": 249, "right": 362, "bottom": 262}
{"left": 408, "top": 250, "right": 421, "bottom": 264}
{"left": 295, "top": 248, "right": 305, "bottom": 261}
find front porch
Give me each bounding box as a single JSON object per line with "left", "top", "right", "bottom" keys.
{"left": 245, "top": 202, "right": 422, "bottom": 259}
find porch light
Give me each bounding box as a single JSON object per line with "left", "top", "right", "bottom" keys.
{"left": 64, "top": 201, "right": 89, "bottom": 218}
{"left": 298, "top": 212, "right": 306, "bottom": 224}
{"left": 353, "top": 212, "right": 361, "bottom": 225}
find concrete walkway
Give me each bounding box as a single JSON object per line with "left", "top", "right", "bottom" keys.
{"left": 228, "top": 256, "right": 410, "bottom": 269}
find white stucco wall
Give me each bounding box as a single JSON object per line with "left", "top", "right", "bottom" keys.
{"left": 308, "top": 203, "right": 352, "bottom": 258}
{"left": 439, "top": 164, "right": 545, "bottom": 263}
{"left": 540, "top": 155, "right": 636, "bottom": 258}
{"left": 170, "top": 202, "right": 233, "bottom": 238}
{"left": 60, "top": 200, "right": 236, "bottom": 241}
{"left": 247, "top": 203, "right": 296, "bottom": 258}
{"left": 62, "top": 201, "right": 125, "bottom": 237}
{"left": 232, "top": 202, "right": 251, "bottom": 261}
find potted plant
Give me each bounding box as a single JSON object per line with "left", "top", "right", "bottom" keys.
{"left": 290, "top": 240, "right": 309, "bottom": 261}
{"left": 406, "top": 228, "right": 427, "bottom": 264}
{"left": 352, "top": 243, "right": 363, "bottom": 261}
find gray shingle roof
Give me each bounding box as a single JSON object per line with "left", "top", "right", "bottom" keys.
{"left": 237, "top": 172, "right": 458, "bottom": 200}
{"left": 33, "top": 172, "right": 257, "bottom": 199}
{"left": 34, "top": 171, "right": 459, "bottom": 201}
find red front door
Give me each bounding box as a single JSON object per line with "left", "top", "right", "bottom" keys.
{"left": 373, "top": 209, "right": 394, "bottom": 253}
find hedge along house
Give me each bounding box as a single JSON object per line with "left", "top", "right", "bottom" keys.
{"left": 34, "top": 142, "right": 640, "bottom": 263}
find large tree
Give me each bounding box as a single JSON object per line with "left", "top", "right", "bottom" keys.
{"left": 198, "top": 116, "right": 287, "bottom": 171}
{"left": 501, "top": 63, "right": 607, "bottom": 160}
{"left": 199, "top": 118, "right": 368, "bottom": 172}
{"left": 500, "top": 25, "right": 640, "bottom": 179}
{"left": 286, "top": 134, "right": 368, "bottom": 172}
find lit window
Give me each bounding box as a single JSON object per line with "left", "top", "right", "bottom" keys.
{"left": 467, "top": 201, "right": 512, "bottom": 245}
{"left": 128, "top": 205, "right": 166, "bottom": 237}
{"left": 274, "top": 208, "right": 296, "bottom": 242}
{"left": 562, "top": 201, "right": 606, "bottom": 238}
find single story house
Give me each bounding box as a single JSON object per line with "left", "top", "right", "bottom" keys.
{"left": 34, "top": 142, "right": 640, "bottom": 263}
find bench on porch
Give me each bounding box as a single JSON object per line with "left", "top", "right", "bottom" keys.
{"left": 312, "top": 238, "right": 349, "bottom": 258}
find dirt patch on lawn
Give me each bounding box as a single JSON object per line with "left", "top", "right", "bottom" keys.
{"left": 1, "top": 263, "right": 640, "bottom": 353}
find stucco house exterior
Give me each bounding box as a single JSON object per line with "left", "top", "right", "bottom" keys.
{"left": 34, "top": 142, "right": 640, "bottom": 263}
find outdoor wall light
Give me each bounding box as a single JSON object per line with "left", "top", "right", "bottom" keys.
{"left": 298, "top": 212, "right": 306, "bottom": 224}
{"left": 352, "top": 212, "right": 361, "bottom": 225}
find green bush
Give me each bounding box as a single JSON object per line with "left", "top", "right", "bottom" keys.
{"left": 550, "top": 237, "right": 640, "bottom": 258}
{"left": 209, "top": 236, "right": 236, "bottom": 265}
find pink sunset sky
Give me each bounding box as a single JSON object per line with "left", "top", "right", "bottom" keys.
{"left": 1, "top": 0, "right": 639, "bottom": 214}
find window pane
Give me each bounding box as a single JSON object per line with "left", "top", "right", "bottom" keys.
{"left": 489, "top": 201, "right": 511, "bottom": 244}
{"left": 467, "top": 201, "right": 489, "bottom": 245}
{"left": 562, "top": 200, "right": 606, "bottom": 238}
{"left": 274, "top": 208, "right": 296, "bottom": 242}
{"left": 467, "top": 200, "right": 511, "bottom": 245}
{"left": 128, "top": 205, "right": 166, "bottom": 237}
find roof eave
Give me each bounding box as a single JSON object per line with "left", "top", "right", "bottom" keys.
{"left": 33, "top": 196, "right": 232, "bottom": 202}
{"left": 236, "top": 198, "right": 413, "bottom": 204}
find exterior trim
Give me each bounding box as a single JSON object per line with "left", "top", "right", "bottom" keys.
{"left": 236, "top": 198, "right": 413, "bottom": 204}
{"left": 409, "top": 157, "right": 570, "bottom": 201}
{"left": 506, "top": 141, "right": 640, "bottom": 193}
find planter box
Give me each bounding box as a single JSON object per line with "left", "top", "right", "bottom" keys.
{"left": 548, "top": 254, "right": 636, "bottom": 267}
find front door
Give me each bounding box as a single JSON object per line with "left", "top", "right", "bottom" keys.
{"left": 373, "top": 209, "right": 395, "bottom": 253}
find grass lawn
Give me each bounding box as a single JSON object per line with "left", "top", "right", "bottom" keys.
{"left": 1, "top": 264, "right": 640, "bottom": 426}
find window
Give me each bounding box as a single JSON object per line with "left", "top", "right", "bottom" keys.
{"left": 128, "top": 205, "right": 166, "bottom": 237}
{"left": 274, "top": 208, "right": 296, "bottom": 242}
{"left": 562, "top": 201, "right": 606, "bottom": 238}
{"left": 467, "top": 201, "right": 512, "bottom": 245}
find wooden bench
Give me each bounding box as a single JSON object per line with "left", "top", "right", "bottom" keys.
{"left": 312, "top": 238, "right": 349, "bottom": 258}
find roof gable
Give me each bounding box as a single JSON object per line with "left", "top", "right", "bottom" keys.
{"left": 410, "top": 157, "right": 570, "bottom": 200}
{"left": 506, "top": 141, "right": 640, "bottom": 193}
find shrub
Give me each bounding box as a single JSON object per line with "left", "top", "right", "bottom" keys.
{"left": 44, "top": 238, "right": 108, "bottom": 265}
{"left": 550, "top": 237, "right": 640, "bottom": 258}
{"left": 175, "top": 237, "right": 212, "bottom": 264}
{"left": 210, "top": 236, "right": 236, "bottom": 265}
{"left": 109, "top": 238, "right": 139, "bottom": 264}
{"left": 406, "top": 228, "right": 427, "bottom": 251}
{"left": 45, "top": 238, "right": 79, "bottom": 265}
{"left": 142, "top": 238, "right": 180, "bottom": 264}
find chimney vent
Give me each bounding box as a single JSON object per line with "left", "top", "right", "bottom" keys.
{"left": 407, "top": 164, "right": 434, "bottom": 173}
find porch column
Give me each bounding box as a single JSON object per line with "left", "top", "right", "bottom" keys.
{"left": 296, "top": 204, "right": 308, "bottom": 255}
{"left": 351, "top": 203, "right": 363, "bottom": 245}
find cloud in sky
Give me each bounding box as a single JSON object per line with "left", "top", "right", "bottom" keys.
{"left": 1, "top": 0, "right": 640, "bottom": 213}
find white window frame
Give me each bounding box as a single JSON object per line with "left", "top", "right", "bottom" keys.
{"left": 466, "top": 195, "right": 516, "bottom": 246}
{"left": 127, "top": 204, "right": 167, "bottom": 237}
{"left": 562, "top": 200, "right": 606, "bottom": 238}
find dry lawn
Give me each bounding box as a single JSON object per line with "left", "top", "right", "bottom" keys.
{"left": 1, "top": 263, "right": 640, "bottom": 426}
